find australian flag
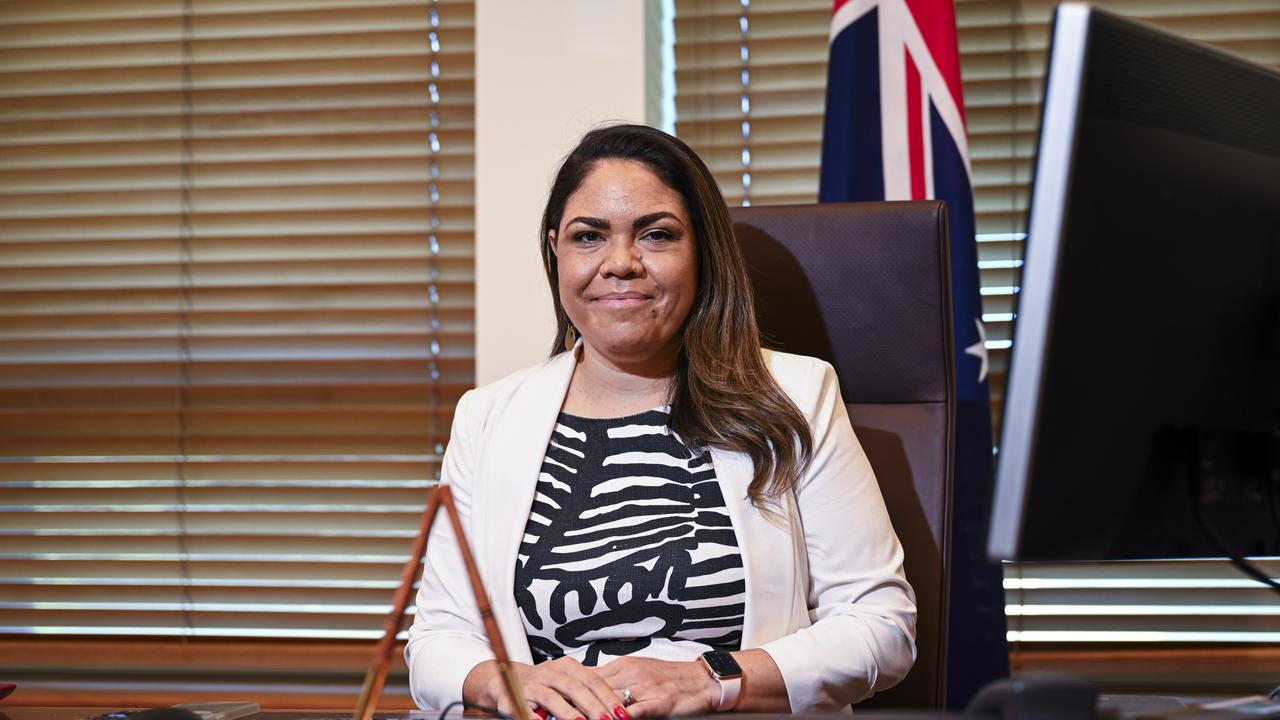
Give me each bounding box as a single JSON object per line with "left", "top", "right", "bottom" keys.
{"left": 818, "top": 0, "right": 1009, "bottom": 708}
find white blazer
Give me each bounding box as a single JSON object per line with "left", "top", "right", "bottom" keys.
{"left": 405, "top": 346, "right": 917, "bottom": 713}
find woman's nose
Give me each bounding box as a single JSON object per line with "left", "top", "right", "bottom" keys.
{"left": 602, "top": 240, "right": 643, "bottom": 277}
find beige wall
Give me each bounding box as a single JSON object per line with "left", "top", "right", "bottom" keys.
{"left": 475, "top": 1, "right": 657, "bottom": 385}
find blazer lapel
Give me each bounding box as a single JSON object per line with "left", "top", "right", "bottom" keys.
{"left": 471, "top": 348, "right": 578, "bottom": 662}
{"left": 710, "top": 447, "right": 803, "bottom": 651}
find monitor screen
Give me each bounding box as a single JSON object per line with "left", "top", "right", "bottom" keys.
{"left": 987, "top": 4, "right": 1280, "bottom": 562}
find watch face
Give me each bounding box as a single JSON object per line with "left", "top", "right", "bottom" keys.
{"left": 702, "top": 651, "right": 742, "bottom": 677}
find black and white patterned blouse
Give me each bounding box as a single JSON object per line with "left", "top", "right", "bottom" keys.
{"left": 513, "top": 406, "right": 745, "bottom": 666}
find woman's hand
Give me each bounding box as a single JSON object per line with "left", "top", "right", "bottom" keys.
{"left": 595, "top": 657, "right": 718, "bottom": 717}
{"left": 466, "top": 658, "right": 629, "bottom": 720}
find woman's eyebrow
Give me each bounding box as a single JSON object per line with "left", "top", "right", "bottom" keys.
{"left": 631, "top": 211, "right": 681, "bottom": 229}
{"left": 565, "top": 216, "right": 609, "bottom": 229}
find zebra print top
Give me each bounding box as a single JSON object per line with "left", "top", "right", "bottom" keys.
{"left": 514, "top": 406, "right": 746, "bottom": 666}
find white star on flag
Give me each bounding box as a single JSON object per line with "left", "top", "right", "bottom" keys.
{"left": 965, "top": 318, "right": 989, "bottom": 383}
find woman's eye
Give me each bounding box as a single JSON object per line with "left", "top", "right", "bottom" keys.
{"left": 643, "top": 229, "right": 674, "bottom": 242}
{"left": 572, "top": 231, "right": 604, "bottom": 243}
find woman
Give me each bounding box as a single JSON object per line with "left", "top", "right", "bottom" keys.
{"left": 405, "top": 124, "right": 915, "bottom": 717}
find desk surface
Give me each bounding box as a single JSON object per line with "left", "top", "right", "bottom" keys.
{"left": 3, "top": 699, "right": 1229, "bottom": 720}
{"left": 0, "top": 709, "right": 971, "bottom": 720}
{"left": 0, "top": 712, "right": 436, "bottom": 720}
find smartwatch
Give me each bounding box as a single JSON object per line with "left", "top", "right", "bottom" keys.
{"left": 698, "top": 650, "right": 743, "bottom": 711}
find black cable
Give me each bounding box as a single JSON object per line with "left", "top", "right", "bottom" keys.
{"left": 1268, "top": 470, "right": 1280, "bottom": 549}
{"left": 437, "top": 700, "right": 514, "bottom": 720}
{"left": 1188, "top": 449, "right": 1280, "bottom": 597}
{"left": 1267, "top": 434, "right": 1280, "bottom": 548}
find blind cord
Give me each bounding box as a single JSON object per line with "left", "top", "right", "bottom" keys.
{"left": 174, "top": 0, "right": 198, "bottom": 638}
{"left": 427, "top": 0, "right": 444, "bottom": 474}
{"left": 737, "top": 0, "right": 751, "bottom": 207}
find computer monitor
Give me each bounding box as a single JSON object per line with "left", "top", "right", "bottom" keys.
{"left": 987, "top": 4, "right": 1280, "bottom": 562}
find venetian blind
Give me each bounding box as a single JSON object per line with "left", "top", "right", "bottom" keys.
{"left": 671, "top": 0, "right": 1280, "bottom": 652}
{"left": 0, "top": 0, "right": 474, "bottom": 650}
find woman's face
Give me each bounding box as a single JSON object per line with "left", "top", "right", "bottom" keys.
{"left": 551, "top": 159, "right": 698, "bottom": 368}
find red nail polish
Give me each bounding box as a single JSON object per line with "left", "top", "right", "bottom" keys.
{"left": 614, "top": 706, "right": 630, "bottom": 720}
{"left": 600, "top": 714, "right": 611, "bottom": 720}
{"left": 535, "top": 711, "right": 549, "bottom": 720}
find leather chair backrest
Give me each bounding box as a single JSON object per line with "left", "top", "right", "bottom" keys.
{"left": 729, "top": 200, "right": 956, "bottom": 709}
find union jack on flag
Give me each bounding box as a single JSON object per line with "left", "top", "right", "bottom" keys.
{"left": 818, "top": 0, "right": 1009, "bottom": 708}
{"left": 820, "top": 0, "right": 972, "bottom": 206}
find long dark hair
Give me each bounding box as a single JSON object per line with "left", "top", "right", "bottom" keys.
{"left": 539, "top": 124, "right": 812, "bottom": 506}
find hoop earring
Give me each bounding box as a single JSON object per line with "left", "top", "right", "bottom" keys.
{"left": 563, "top": 324, "right": 577, "bottom": 350}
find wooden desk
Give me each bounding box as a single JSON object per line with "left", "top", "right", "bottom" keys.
{"left": 0, "top": 710, "right": 970, "bottom": 720}
{"left": 0, "top": 711, "right": 516, "bottom": 720}
{"left": 0, "top": 712, "right": 437, "bottom": 720}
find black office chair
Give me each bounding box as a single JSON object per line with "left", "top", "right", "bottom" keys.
{"left": 730, "top": 200, "right": 956, "bottom": 710}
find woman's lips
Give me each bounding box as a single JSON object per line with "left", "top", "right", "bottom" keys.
{"left": 594, "top": 292, "right": 652, "bottom": 307}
